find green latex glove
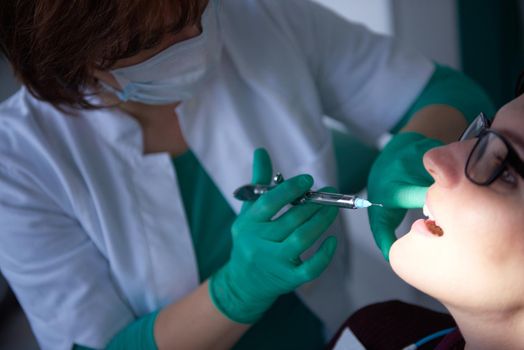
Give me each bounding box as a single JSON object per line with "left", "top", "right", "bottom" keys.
{"left": 367, "top": 132, "right": 443, "bottom": 261}
{"left": 209, "top": 148, "right": 339, "bottom": 324}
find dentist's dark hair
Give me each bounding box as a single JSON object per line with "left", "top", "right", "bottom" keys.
{"left": 0, "top": 0, "right": 205, "bottom": 109}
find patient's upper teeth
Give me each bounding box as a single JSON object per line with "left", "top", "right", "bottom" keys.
{"left": 423, "top": 204, "right": 434, "bottom": 220}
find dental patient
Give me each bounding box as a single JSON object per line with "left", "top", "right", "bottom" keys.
{"left": 329, "top": 94, "right": 524, "bottom": 350}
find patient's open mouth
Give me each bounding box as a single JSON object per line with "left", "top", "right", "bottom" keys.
{"left": 425, "top": 220, "right": 444, "bottom": 236}
{"left": 423, "top": 204, "right": 444, "bottom": 236}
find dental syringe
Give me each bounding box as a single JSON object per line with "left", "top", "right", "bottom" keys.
{"left": 233, "top": 173, "right": 382, "bottom": 209}
{"left": 295, "top": 190, "right": 380, "bottom": 209}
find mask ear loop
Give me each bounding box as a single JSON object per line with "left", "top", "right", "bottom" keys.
{"left": 89, "top": 79, "right": 126, "bottom": 109}
{"left": 98, "top": 71, "right": 149, "bottom": 104}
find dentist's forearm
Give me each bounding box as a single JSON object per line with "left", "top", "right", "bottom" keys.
{"left": 73, "top": 282, "right": 248, "bottom": 350}
{"left": 400, "top": 104, "right": 467, "bottom": 143}
{"left": 154, "top": 280, "right": 250, "bottom": 350}
{"left": 392, "top": 64, "right": 495, "bottom": 143}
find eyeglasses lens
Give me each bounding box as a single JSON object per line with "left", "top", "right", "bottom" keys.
{"left": 460, "top": 114, "right": 489, "bottom": 141}
{"left": 467, "top": 133, "right": 508, "bottom": 184}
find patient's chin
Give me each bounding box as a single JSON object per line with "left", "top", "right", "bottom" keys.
{"left": 389, "top": 232, "right": 419, "bottom": 285}
{"left": 389, "top": 237, "right": 405, "bottom": 275}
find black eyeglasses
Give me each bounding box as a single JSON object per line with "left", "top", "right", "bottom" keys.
{"left": 459, "top": 113, "right": 524, "bottom": 186}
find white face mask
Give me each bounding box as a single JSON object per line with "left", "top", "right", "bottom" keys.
{"left": 103, "top": 0, "right": 222, "bottom": 105}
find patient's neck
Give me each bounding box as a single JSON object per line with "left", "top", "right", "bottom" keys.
{"left": 446, "top": 303, "right": 524, "bottom": 350}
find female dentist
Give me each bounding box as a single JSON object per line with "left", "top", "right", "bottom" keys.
{"left": 0, "top": 0, "right": 493, "bottom": 349}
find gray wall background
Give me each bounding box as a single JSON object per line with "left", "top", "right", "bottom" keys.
{"left": 393, "top": 0, "right": 460, "bottom": 69}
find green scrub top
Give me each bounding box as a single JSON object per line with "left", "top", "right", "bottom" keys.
{"left": 172, "top": 150, "right": 325, "bottom": 350}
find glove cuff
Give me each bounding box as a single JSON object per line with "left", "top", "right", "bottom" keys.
{"left": 209, "top": 266, "right": 274, "bottom": 324}
{"left": 392, "top": 131, "right": 437, "bottom": 143}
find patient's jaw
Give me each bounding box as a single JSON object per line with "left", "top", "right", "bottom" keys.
{"left": 390, "top": 95, "right": 524, "bottom": 314}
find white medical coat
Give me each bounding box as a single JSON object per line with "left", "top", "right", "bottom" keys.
{"left": 0, "top": 0, "right": 434, "bottom": 348}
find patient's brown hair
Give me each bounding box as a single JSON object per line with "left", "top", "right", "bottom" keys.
{"left": 0, "top": 0, "right": 204, "bottom": 108}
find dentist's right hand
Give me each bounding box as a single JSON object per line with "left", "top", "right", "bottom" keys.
{"left": 209, "top": 148, "right": 338, "bottom": 324}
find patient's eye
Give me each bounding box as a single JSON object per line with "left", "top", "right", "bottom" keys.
{"left": 499, "top": 167, "right": 517, "bottom": 186}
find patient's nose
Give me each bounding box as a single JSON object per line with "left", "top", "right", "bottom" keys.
{"left": 423, "top": 142, "right": 465, "bottom": 188}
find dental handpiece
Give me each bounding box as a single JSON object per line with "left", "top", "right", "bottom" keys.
{"left": 233, "top": 184, "right": 382, "bottom": 209}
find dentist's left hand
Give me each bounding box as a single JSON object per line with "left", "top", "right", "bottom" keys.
{"left": 367, "top": 132, "right": 443, "bottom": 260}
{"left": 209, "top": 148, "right": 338, "bottom": 324}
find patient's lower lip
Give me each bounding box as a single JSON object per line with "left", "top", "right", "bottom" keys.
{"left": 412, "top": 219, "right": 441, "bottom": 237}
{"left": 425, "top": 219, "right": 444, "bottom": 236}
